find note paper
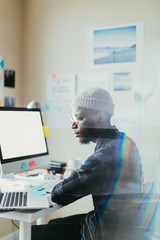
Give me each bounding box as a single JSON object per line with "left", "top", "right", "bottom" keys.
{"left": 29, "top": 161, "right": 37, "bottom": 167}
{"left": 21, "top": 162, "right": 28, "bottom": 170}
{"left": 43, "top": 126, "right": 51, "bottom": 137}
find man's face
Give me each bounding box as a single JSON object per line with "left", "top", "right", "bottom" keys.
{"left": 71, "top": 107, "right": 98, "bottom": 144}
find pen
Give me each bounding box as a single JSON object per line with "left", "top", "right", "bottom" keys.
{"left": 27, "top": 173, "right": 40, "bottom": 177}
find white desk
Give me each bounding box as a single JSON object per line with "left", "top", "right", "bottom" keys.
{"left": 0, "top": 192, "right": 94, "bottom": 240}
{"left": 0, "top": 174, "right": 62, "bottom": 240}
{"left": 0, "top": 202, "right": 62, "bottom": 240}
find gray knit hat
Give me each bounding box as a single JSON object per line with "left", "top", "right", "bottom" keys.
{"left": 71, "top": 88, "right": 114, "bottom": 116}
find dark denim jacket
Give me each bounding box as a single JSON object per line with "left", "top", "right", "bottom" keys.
{"left": 51, "top": 128, "right": 143, "bottom": 239}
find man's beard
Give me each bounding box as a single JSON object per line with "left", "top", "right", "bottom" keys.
{"left": 79, "top": 137, "right": 91, "bottom": 144}
{"left": 79, "top": 127, "right": 98, "bottom": 144}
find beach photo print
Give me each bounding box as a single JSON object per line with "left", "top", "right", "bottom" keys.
{"left": 87, "top": 22, "right": 144, "bottom": 66}
{"left": 113, "top": 72, "right": 132, "bottom": 91}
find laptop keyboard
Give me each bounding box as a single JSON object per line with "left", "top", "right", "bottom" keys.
{"left": 2, "top": 192, "right": 28, "bottom": 208}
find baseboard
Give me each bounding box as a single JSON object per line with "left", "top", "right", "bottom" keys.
{"left": 1, "top": 231, "right": 19, "bottom": 240}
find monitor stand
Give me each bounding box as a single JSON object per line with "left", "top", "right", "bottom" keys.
{"left": 0, "top": 164, "right": 15, "bottom": 178}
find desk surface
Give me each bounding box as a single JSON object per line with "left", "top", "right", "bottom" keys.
{"left": 0, "top": 173, "right": 62, "bottom": 240}
{"left": 0, "top": 202, "right": 62, "bottom": 240}
{"left": 0, "top": 193, "right": 93, "bottom": 240}
{"left": 0, "top": 203, "right": 62, "bottom": 222}
{"left": 0, "top": 174, "right": 61, "bottom": 222}
{"left": 0, "top": 173, "right": 61, "bottom": 192}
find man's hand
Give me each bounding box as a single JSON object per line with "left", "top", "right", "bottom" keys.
{"left": 63, "top": 169, "right": 75, "bottom": 179}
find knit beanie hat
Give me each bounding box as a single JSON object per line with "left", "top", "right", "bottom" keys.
{"left": 71, "top": 88, "right": 114, "bottom": 116}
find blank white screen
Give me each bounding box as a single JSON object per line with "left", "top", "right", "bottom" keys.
{"left": 0, "top": 110, "right": 47, "bottom": 160}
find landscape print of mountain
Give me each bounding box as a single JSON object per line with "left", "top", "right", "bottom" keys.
{"left": 93, "top": 25, "right": 137, "bottom": 65}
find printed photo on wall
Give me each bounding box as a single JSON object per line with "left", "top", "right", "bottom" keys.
{"left": 87, "top": 22, "right": 144, "bottom": 66}
{"left": 113, "top": 72, "right": 132, "bottom": 91}
{"left": 4, "top": 69, "right": 15, "bottom": 88}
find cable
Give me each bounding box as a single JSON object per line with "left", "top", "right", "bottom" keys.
{"left": 11, "top": 219, "right": 19, "bottom": 230}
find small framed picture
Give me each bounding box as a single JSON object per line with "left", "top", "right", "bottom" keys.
{"left": 87, "top": 22, "right": 144, "bottom": 66}
{"left": 113, "top": 72, "right": 132, "bottom": 91}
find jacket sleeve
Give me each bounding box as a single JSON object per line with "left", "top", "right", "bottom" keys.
{"left": 51, "top": 155, "right": 101, "bottom": 205}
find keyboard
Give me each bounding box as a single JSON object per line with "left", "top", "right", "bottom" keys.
{"left": 2, "top": 192, "right": 28, "bottom": 208}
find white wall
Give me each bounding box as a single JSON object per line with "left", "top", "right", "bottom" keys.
{"left": 22, "top": 0, "right": 160, "bottom": 182}
{"left": 0, "top": 0, "right": 22, "bottom": 106}
{"left": 0, "top": 1, "right": 22, "bottom": 238}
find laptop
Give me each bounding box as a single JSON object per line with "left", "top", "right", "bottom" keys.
{"left": 0, "top": 189, "right": 50, "bottom": 210}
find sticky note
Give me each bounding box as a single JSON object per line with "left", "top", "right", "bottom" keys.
{"left": 29, "top": 161, "right": 36, "bottom": 167}
{"left": 26, "top": 186, "right": 45, "bottom": 192}
{"left": 45, "top": 104, "right": 50, "bottom": 111}
{"left": 0, "top": 60, "right": 4, "bottom": 68}
{"left": 29, "top": 191, "right": 46, "bottom": 196}
{"left": 52, "top": 74, "right": 56, "bottom": 79}
{"left": 43, "top": 126, "right": 51, "bottom": 137}
{"left": 21, "top": 162, "right": 28, "bottom": 170}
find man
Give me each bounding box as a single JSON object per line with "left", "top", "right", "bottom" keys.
{"left": 32, "top": 87, "right": 143, "bottom": 240}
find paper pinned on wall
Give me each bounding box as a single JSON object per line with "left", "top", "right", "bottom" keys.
{"left": 46, "top": 74, "right": 76, "bottom": 102}
{"left": 77, "top": 74, "right": 109, "bottom": 94}
{"left": 0, "top": 56, "right": 4, "bottom": 77}
{"left": 46, "top": 102, "right": 71, "bottom": 129}
{"left": 43, "top": 126, "right": 51, "bottom": 137}
{"left": 112, "top": 109, "right": 144, "bottom": 141}
{"left": 113, "top": 72, "right": 132, "bottom": 91}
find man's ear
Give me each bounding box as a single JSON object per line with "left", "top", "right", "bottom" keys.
{"left": 96, "top": 112, "right": 106, "bottom": 124}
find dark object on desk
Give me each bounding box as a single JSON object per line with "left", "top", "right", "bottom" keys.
{"left": 48, "top": 161, "right": 66, "bottom": 174}
{"left": 27, "top": 173, "right": 40, "bottom": 177}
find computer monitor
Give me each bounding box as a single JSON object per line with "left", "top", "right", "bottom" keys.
{"left": 0, "top": 107, "right": 50, "bottom": 175}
